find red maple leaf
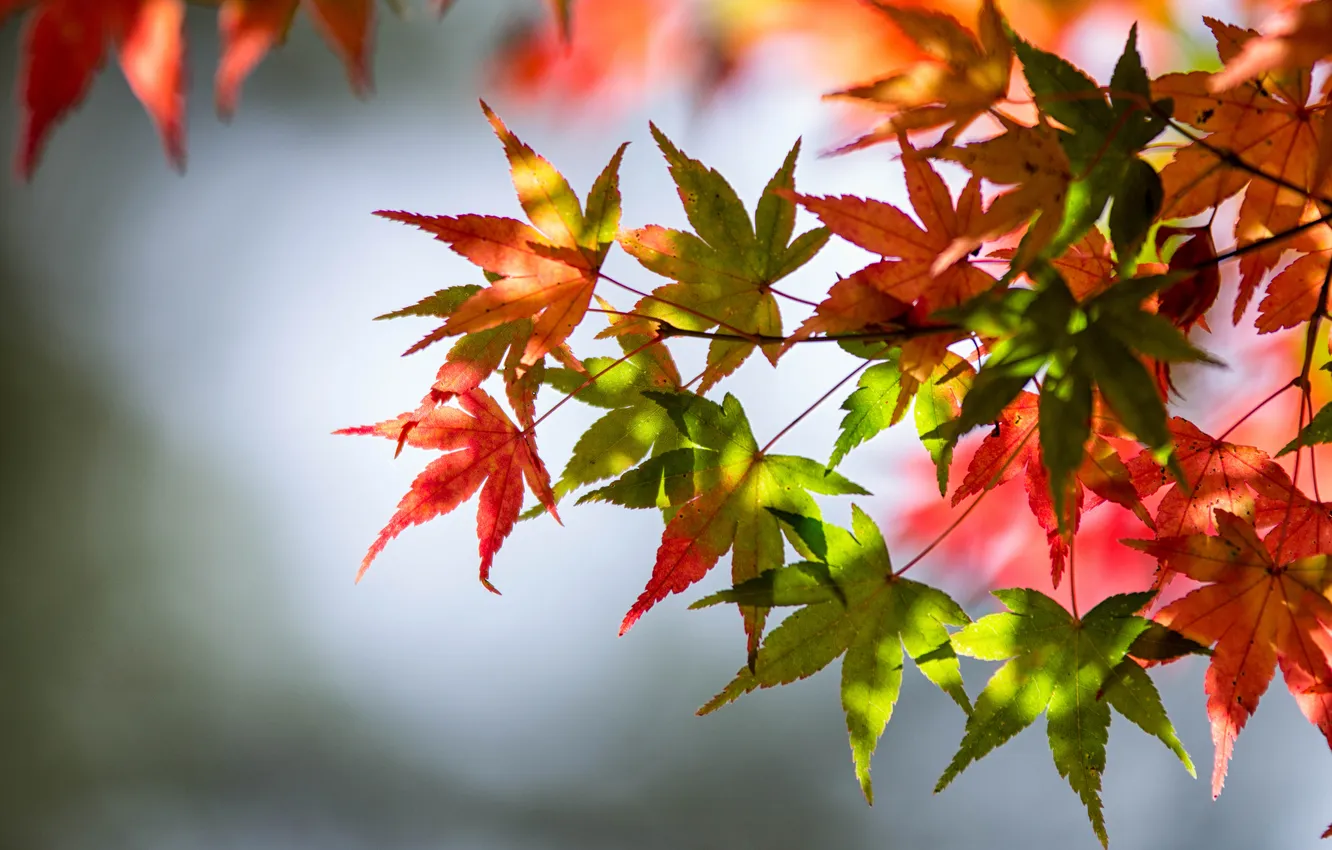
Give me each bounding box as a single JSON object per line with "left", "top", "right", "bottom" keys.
{"left": 337, "top": 388, "right": 559, "bottom": 592}
{"left": 949, "top": 392, "right": 1150, "bottom": 585}
{"left": 8, "top": 0, "right": 186, "bottom": 177}
{"left": 790, "top": 137, "right": 993, "bottom": 380}
{"left": 1132, "top": 510, "right": 1332, "bottom": 796}
{"left": 216, "top": 0, "right": 374, "bottom": 117}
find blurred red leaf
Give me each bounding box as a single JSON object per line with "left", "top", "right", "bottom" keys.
{"left": 15, "top": 0, "right": 185, "bottom": 177}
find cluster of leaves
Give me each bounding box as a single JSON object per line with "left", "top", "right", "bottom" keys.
{"left": 340, "top": 2, "right": 1332, "bottom": 844}
{"left": 0, "top": 0, "right": 581, "bottom": 176}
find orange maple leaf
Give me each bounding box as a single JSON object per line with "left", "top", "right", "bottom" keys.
{"left": 1210, "top": 0, "right": 1332, "bottom": 94}
{"left": 790, "top": 138, "right": 994, "bottom": 380}
{"left": 826, "top": 0, "right": 1011, "bottom": 150}
{"left": 1127, "top": 417, "right": 1291, "bottom": 540}
{"left": 1153, "top": 17, "right": 1330, "bottom": 321}
{"left": 7, "top": 0, "right": 185, "bottom": 177}
{"left": 1132, "top": 510, "right": 1332, "bottom": 797}
{"left": 337, "top": 388, "right": 559, "bottom": 592}
{"left": 375, "top": 102, "right": 626, "bottom": 372}
{"left": 216, "top": 0, "right": 374, "bottom": 117}
{"left": 928, "top": 113, "right": 1073, "bottom": 273}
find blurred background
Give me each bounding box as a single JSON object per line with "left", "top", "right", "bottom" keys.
{"left": 1, "top": 1, "right": 1329, "bottom": 848}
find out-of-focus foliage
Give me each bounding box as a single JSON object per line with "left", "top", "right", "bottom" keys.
{"left": 345, "top": 5, "right": 1332, "bottom": 846}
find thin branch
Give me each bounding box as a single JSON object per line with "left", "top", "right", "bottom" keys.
{"left": 528, "top": 336, "right": 665, "bottom": 432}
{"left": 759, "top": 356, "right": 877, "bottom": 455}
{"left": 895, "top": 425, "right": 1037, "bottom": 577}
{"left": 1067, "top": 533, "right": 1079, "bottom": 622}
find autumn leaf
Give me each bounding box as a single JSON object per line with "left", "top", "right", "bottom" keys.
{"left": 937, "top": 589, "right": 1193, "bottom": 848}
{"left": 216, "top": 0, "right": 373, "bottom": 116}
{"left": 1128, "top": 510, "right": 1332, "bottom": 796}
{"left": 826, "top": 0, "right": 1011, "bottom": 150}
{"left": 616, "top": 130, "right": 828, "bottom": 391}
{"left": 544, "top": 326, "right": 684, "bottom": 498}
{"left": 337, "top": 388, "right": 559, "bottom": 592}
{"left": 589, "top": 392, "right": 866, "bottom": 653}
{"left": 11, "top": 0, "right": 186, "bottom": 177}
{"left": 1013, "top": 27, "right": 1168, "bottom": 265}
{"left": 928, "top": 113, "right": 1073, "bottom": 272}
{"left": 1126, "top": 417, "right": 1291, "bottom": 539}
{"left": 915, "top": 352, "right": 975, "bottom": 494}
{"left": 947, "top": 390, "right": 1149, "bottom": 584}
{"left": 372, "top": 282, "right": 562, "bottom": 429}
{"left": 376, "top": 103, "right": 627, "bottom": 372}
{"left": 694, "top": 506, "right": 970, "bottom": 802}
{"left": 1255, "top": 247, "right": 1332, "bottom": 334}
{"left": 790, "top": 137, "right": 994, "bottom": 380}
{"left": 1153, "top": 17, "right": 1329, "bottom": 320}
{"left": 1209, "top": 0, "right": 1332, "bottom": 94}
{"left": 1254, "top": 469, "right": 1332, "bottom": 561}
{"left": 942, "top": 267, "right": 1218, "bottom": 538}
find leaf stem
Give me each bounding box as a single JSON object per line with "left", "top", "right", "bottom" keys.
{"left": 759, "top": 356, "right": 877, "bottom": 455}
{"left": 1067, "top": 533, "right": 1079, "bottom": 622}
{"left": 528, "top": 336, "right": 665, "bottom": 432}
{"left": 895, "top": 426, "right": 1037, "bottom": 577}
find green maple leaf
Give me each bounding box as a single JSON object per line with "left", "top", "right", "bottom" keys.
{"left": 1014, "top": 26, "right": 1169, "bottom": 266}
{"left": 828, "top": 354, "right": 912, "bottom": 470}
{"left": 588, "top": 392, "right": 867, "bottom": 657}
{"left": 939, "top": 264, "right": 1218, "bottom": 528}
{"left": 937, "top": 589, "right": 1193, "bottom": 848}
{"left": 694, "top": 506, "right": 970, "bottom": 802}
{"left": 545, "top": 330, "right": 685, "bottom": 499}
{"left": 616, "top": 129, "right": 829, "bottom": 391}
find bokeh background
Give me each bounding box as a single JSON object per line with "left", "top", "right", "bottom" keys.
{"left": 1, "top": 1, "right": 1329, "bottom": 848}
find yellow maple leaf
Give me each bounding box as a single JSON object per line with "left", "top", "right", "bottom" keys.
{"left": 927, "top": 113, "right": 1072, "bottom": 273}
{"left": 825, "top": 0, "right": 1011, "bottom": 151}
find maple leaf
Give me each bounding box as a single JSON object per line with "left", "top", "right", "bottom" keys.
{"left": 928, "top": 113, "right": 1073, "bottom": 273}
{"left": 1154, "top": 225, "right": 1222, "bottom": 332}
{"left": 1153, "top": 17, "right": 1329, "bottom": 319}
{"left": 1209, "top": 0, "right": 1332, "bottom": 94}
{"left": 948, "top": 390, "right": 1150, "bottom": 585}
{"left": 616, "top": 130, "right": 828, "bottom": 391}
{"left": 10, "top": 0, "right": 186, "bottom": 177}
{"left": 693, "top": 506, "right": 971, "bottom": 802}
{"left": 1129, "top": 510, "right": 1332, "bottom": 796}
{"left": 1011, "top": 27, "right": 1169, "bottom": 267}
{"left": 1126, "top": 417, "right": 1291, "bottom": 539}
{"left": 216, "top": 0, "right": 373, "bottom": 116}
{"left": 587, "top": 392, "right": 867, "bottom": 653}
{"left": 544, "top": 326, "right": 684, "bottom": 498}
{"left": 1253, "top": 468, "right": 1332, "bottom": 561}
{"left": 826, "top": 0, "right": 1011, "bottom": 150}
{"left": 914, "top": 351, "right": 975, "bottom": 495}
{"left": 790, "top": 137, "right": 994, "bottom": 380}
{"left": 1255, "top": 246, "right": 1332, "bottom": 334}
{"left": 826, "top": 354, "right": 916, "bottom": 471}
{"left": 1279, "top": 393, "right": 1332, "bottom": 458}
{"left": 937, "top": 589, "right": 1194, "bottom": 848}
{"left": 942, "top": 266, "right": 1219, "bottom": 539}
{"left": 336, "top": 388, "right": 558, "bottom": 592}
{"left": 374, "top": 282, "right": 562, "bottom": 429}
{"left": 376, "top": 103, "right": 627, "bottom": 372}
